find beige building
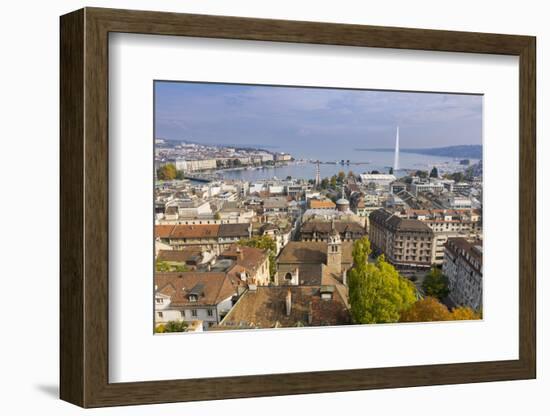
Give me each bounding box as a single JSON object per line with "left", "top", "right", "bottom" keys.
{"left": 369, "top": 209, "right": 434, "bottom": 269}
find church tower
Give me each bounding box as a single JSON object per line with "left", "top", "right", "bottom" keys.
{"left": 326, "top": 221, "right": 342, "bottom": 274}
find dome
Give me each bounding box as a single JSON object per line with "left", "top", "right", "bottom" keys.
{"left": 336, "top": 198, "right": 349, "bottom": 205}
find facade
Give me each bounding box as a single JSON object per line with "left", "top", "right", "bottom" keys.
{"left": 220, "top": 245, "right": 271, "bottom": 286}
{"left": 369, "top": 209, "right": 435, "bottom": 269}
{"left": 155, "top": 223, "right": 251, "bottom": 254}
{"left": 442, "top": 238, "right": 483, "bottom": 311}
{"left": 359, "top": 173, "right": 397, "bottom": 189}
{"left": 276, "top": 238, "right": 354, "bottom": 286}
{"left": 400, "top": 209, "right": 481, "bottom": 264}
{"left": 300, "top": 220, "right": 366, "bottom": 242}
{"left": 155, "top": 272, "right": 237, "bottom": 330}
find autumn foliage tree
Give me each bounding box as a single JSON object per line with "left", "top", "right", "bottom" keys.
{"left": 157, "top": 163, "right": 177, "bottom": 180}
{"left": 400, "top": 296, "right": 451, "bottom": 322}
{"left": 400, "top": 296, "right": 481, "bottom": 323}
{"left": 348, "top": 238, "right": 417, "bottom": 324}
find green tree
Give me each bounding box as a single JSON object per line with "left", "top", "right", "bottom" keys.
{"left": 422, "top": 267, "right": 449, "bottom": 300}
{"left": 451, "top": 172, "right": 465, "bottom": 183}
{"left": 238, "top": 235, "right": 277, "bottom": 277}
{"left": 320, "top": 178, "right": 329, "bottom": 189}
{"left": 337, "top": 171, "right": 346, "bottom": 182}
{"left": 156, "top": 260, "right": 171, "bottom": 272}
{"left": 175, "top": 169, "right": 185, "bottom": 180}
{"left": 389, "top": 167, "right": 394, "bottom": 175}
{"left": 162, "top": 320, "right": 188, "bottom": 333}
{"left": 348, "top": 239, "right": 417, "bottom": 324}
{"left": 415, "top": 170, "right": 428, "bottom": 179}
{"left": 330, "top": 175, "right": 338, "bottom": 187}
{"left": 430, "top": 166, "right": 439, "bottom": 178}
{"left": 157, "top": 163, "right": 177, "bottom": 180}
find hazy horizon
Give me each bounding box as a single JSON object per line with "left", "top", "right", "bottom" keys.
{"left": 155, "top": 81, "right": 482, "bottom": 158}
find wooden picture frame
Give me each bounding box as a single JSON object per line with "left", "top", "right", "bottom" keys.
{"left": 60, "top": 7, "right": 536, "bottom": 408}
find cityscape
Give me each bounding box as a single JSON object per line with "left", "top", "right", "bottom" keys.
{"left": 153, "top": 82, "right": 483, "bottom": 333}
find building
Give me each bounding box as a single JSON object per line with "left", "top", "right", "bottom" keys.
{"left": 369, "top": 209, "right": 434, "bottom": 269}
{"left": 300, "top": 220, "right": 366, "bottom": 242}
{"left": 276, "top": 236, "right": 354, "bottom": 286}
{"left": 410, "top": 180, "right": 445, "bottom": 196}
{"left": 400, "top": 209, "right": 481, "bottom": 264}
{"left": 274, "top": 152, "right": 292, "bottom": 162}
{"left": 442, "top": 238, "right": 483, "bottom": 311}
{"left": 156, "top": 247, "right": 214, "bottom": 269}
{"left": 359, "top": 173, "right": 397, "bottom": 189}
{"left": 217, "top": 223, "right": 251, "bottom": 249}
{"left": 155, "top": 223, "right": 251, "bottom": 254}
{"left": 217, "top": 285, "right": 351, "bottom": 329}
{"left": 308, "top": 198, "right": 336, "bottom": 210}
{"left": 217, "top": 245, "right": 271, "bottom": 286}
{"left": 155, "top": 272, "right": 237, "bottom": 330}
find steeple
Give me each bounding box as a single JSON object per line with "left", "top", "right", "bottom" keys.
{"left": 315, "top": 160, "right": 321, "bottom": 188}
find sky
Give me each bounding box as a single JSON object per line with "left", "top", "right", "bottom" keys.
{"left": 154, "top": 81, "right": 482, "bottom": 156}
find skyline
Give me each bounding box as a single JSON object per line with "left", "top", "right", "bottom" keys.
{"left": 155, "top": 81, "right": 482, "bottom": 158}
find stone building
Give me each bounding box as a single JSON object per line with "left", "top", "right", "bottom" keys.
{"left": 442, "top": 237, "right": 483, "bottom": 311}
{"left": 369, "top": 208, "right": 435, "bottom": 269}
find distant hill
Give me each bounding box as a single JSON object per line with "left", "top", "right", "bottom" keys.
{"left": 356, "top": 145, "right": 482, "bottom": 159}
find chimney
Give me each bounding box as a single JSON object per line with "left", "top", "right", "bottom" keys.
{"left": 285, "top": 289, "right": 292, "bottom": 316}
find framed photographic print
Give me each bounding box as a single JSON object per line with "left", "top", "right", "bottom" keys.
{"left": 60, "top": 7, "right": 536, "bottom": 408}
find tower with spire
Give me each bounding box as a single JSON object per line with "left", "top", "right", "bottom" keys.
{"left": 327, "top": 220, "right": 342, "bottom": 274}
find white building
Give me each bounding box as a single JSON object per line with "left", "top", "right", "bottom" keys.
{"left": 155, "top": 272, "right": 237, "bottom": 330}
{"left": 359, "top": 173, "right": 397, "bottom": 189}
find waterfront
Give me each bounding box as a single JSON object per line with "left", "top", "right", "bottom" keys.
{"left": 217, "top": 151, "right": 476, "bottom": 182}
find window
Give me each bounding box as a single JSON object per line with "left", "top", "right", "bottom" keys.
{"left": 207, "top": 309, "right": 214, "bottom": 317}
{"left": 285, "top": 272, "right": 293, "bottom": 280}
{"left": 157, "top": 312, "right": 163, "bottom": 318}
{"left": 180, "top": 310, "right": 185, "bottom": 318}
{"left": 155, "top": 298, "right": 164, "bottom": 304}
{"left": 189, "top": 294, "right": 198, "bottom": 302}
{"left": 191, "top": 310, "right": 198, "bottom": 317}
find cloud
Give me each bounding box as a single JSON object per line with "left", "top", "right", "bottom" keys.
{"left": 154, "top": 82, "right": 482, "bottom": 149}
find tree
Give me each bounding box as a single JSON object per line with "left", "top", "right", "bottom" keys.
{"left": 238, "top": 235, "right": 277, "bottom": 277}
{"left": 347, "top": 170, "right": 355, "bottom": 178}
{"left": 389, "top": 167, "right": 394, "bottom": 175}
{"left": 415, "top": 170, "right": 428, "bottom": 179}
{"left": 451, "top": 172, "right": 465, "bottom": 183}
{"left": 157, "top": 163, "right": 177, "bottom": 180}
{"left": 155, "top": 260, "right": 171, "bottom": 272}
{"left": 449, "top": 306, "right": 481, "bottom": 321}
{"left": 430, "top": 166, "right": 439, "bottom": 178}
{"left": 348, "top": 239, "right": 417, "bottom": 324}
{"left": 175, "top": 169, "right": 185, "bottom": 180}
{"left": 400, "top": 296, "right": 451, "bottom": 322}
{"left": 320, "top": 178, "right": 329, "bottom": 189}
{"left": 157, "top": 320, "right": 188, "bottom": 333}
{"left": 422, "top": 267, "right": 449, "bottom": 300}
{"left": 337, "top": 171, "right": 346, "bottom": 182}
{"left": 330, "top": 175, "right": 338, "bottom": 187}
